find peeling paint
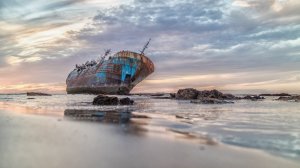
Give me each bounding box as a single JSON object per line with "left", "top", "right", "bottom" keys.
{"left": 66, "top": 51, "right": 154, "bottom": 94}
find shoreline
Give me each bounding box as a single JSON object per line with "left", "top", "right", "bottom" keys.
{"left": 0, "top": 102, "right": 299, "bottom": 168}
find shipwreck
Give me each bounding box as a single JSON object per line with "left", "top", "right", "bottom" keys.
{"left": 66, "top": 39, "right": 154, "bottom": 95}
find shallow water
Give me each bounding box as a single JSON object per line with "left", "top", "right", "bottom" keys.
{"left": 1, "top": 94, "right": 300, "bottom": 160}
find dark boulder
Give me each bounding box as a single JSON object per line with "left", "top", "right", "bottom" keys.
{"left": 170, "top": 93, "right": 176, "bottom": 99}
{"left": 93, "top": 95, "right": 119, "bottom": 105}
{"left": 93, "top": 95, "right": 134, "bottom": 105}
{"left": 176, "top": 88, "right": 199, "bottom": 99}
{"left": 175, "top": 88, "right": 239, "bottom": 101}
{"left": 175, "top": 88, "right": 238, "bottom": 104}
{"left": 119, "top": 97, "right": 134, "bottom": 105}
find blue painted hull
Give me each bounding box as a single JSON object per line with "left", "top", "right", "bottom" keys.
{"left": 66, "top": 51, "right": 154, "bottom": 95}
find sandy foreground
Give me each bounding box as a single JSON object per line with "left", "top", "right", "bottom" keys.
{"left": 0, "top": 104, "right": 299, "bottom": 168}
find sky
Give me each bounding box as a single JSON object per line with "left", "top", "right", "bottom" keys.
{"left": 0, "top": 0, "right": 300, "bottom": 94}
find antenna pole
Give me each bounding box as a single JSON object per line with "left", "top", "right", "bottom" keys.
{"left": 140, "top": 38, "right": 151, "bottom": 55}
{"left": 100, "top": 49, "right": 111, "bottom": 61}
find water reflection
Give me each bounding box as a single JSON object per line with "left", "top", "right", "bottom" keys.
{"left": 64, "top": 109, "right": 152, "bottom": 137}
{"left": 175, "top": 108, "right": 225, "bottom": 122}
{"left": 64, "top": 109, "right": 134, "bottom": 124}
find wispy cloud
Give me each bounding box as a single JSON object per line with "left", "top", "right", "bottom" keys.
{"left": 0, "top": 0, "right": 300, "bottom": 93}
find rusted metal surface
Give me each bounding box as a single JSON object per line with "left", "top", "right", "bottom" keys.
{"left": 66, "top": 51, "right": 154, "bottom": 95}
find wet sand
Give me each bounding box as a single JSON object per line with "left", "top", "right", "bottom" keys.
{"left": 0, "top": 104, "right": 299, "bottom": 168}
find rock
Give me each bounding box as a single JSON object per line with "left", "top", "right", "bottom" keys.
{"left": 150, "top": 93, "right": 165, "bottom": 97}
{"left": 242, "top": 95, "right": 265, "bottom": 101}
{"left": 176, "top": 88, "right": 199, "bottom": 99}
{"left": 175, "top": 115, "right": 185, "bottom": 119}
{"left": 151, "top": 96, "right": 171, "bottom": 99}
{"left": 174, "top": 88, "right": 241, "bottom": 105}
{"left": 27, "top": 98, "right": 35, "bottom": 100}
{"left": 259, "top": 93, "right": 291, "bottom": 97}
{"left": 175, "top": 88, "right": 240, "bottom": 101}
{"left": 26, "top": 92, "right": 52, "bottom": 96}
{"left": 197, "top": 89, "right": 224, "bottom": 99}
{"left": 277, "top": 93, "right": 292, "bottom": 97}
{"left": 277, "top": 95, "right": 300, "bottom": 102}
{"left": 197, "top": 90, "right": 239, "bottom": 100}
{"left": 222, "top": 93, "right": 239, "bottom": 100}
{"left": 277, "top": 96, "right": 290, "bottom": 101}
{"left": 119, "top": 97, "right": 134, "bottom": 105}
{"left": 191, "top": 98, "right": 234, "bottom": 104}
{"left": 208, "top": 89, "right": 223, "bottom": 99}
{"left": 243, "top": 95, "right": 252, "bottom": 99}
{"left": 197, "top": 90, "right": 212, "bottom": 98}
{"left": 93, "top": 95, "right": 134, "bottom": 105}
{"left": 93, "top": 95, "right": 119, "bottom": 105}
{"left": 170, "top": 93, "right": 176, "bottom": 98}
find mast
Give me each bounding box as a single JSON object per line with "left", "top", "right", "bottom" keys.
{"left": 98, "top": 49, "right": 111, "bottom": 64}
{"left": 94, "top": 49, "right": 111, "bottom": 72}
{"left": 140, "top": 38, "right": 151, "bottom": 55}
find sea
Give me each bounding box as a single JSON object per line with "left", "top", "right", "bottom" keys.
{"left": 0, "top": 94, "right": 299, "bottom": 160}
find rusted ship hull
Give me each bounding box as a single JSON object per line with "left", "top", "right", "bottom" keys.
{"left": 67, "top": 86, "right": 131, "bottom": 95}
{"left": 66, "top": 51, "right": 154, "bottom": 95}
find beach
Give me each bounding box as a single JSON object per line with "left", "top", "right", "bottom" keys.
{"left": 1, "top": 0, "right": 300, "bottom": 167}
{"left": 0, "top": 95, "right": 300, "bottom": 168}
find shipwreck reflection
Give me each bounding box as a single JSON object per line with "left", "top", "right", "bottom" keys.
{"left": 64, "top": 109, "right": 151, "bottom": 137}
{"left": 64, "top": 109, "right": 133, "bottom": 124}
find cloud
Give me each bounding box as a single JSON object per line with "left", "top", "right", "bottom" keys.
{"left": 76, "top": 0, "right": 300, "bottom": 69}
{"left": 75, "top": 0, "right": 300, "bottom": 93}
{"left": 0, "top": 0, "right": 300, "bottom": 93}
{"left": 42, "top": 0, "right": 86, "bottom": 11}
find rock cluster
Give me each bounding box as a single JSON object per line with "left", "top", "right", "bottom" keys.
{"left": 175, "top": 88, "right": 237, "bottom": 100}
{"left": 175, "top": 88, "right": 237, "bottom": 104}
{"left": 259, "top": 93, "right": 291, "bottom": 97}
{"left": 176, "top": 88, "right": 199, "bottom": 99}
{"left": 242, "top": 95, "right": 265, "bottom": 101}
{"left": 93, "top": 95, "right": 134, "bottom": 105}
{"left": 26, "top": 92, "right": 52, "bottom": 96}
{"left": 276, "top": 96, "right": 300, "bottom": 102}
{"left": 119, "top": 97, "right": 134, "bottom": 105}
